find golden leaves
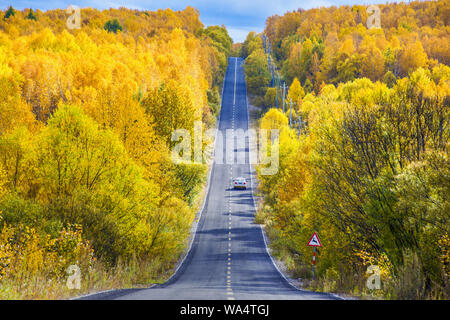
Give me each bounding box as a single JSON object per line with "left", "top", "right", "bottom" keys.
{"left": 0, "top": 6, "right": 229, "bottom": 273}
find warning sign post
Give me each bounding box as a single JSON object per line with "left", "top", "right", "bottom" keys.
{"left": 307, "top": 232, "right": 322, "bottom": 279}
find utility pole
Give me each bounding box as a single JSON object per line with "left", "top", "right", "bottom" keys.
{"left": 269, "top": 60, "right": 273, "bottom": 88}
{"left": 298, "top": 114, "right": 301, "bottom": 138}
{"left": 263, "top": 35, "right": 266, "bottom": 54}
{"left": 272, "top": 63, "right": 275, "bottom": 87}
{"left": 289, "top": 98, "right": 292, "bottom": 128}
{"left": 276, "top": 73, "right": 279, "bottom": 109}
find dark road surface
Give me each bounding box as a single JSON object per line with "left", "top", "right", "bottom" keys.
{"left": 80, "top": 57, "right": 337, "bottom": 300}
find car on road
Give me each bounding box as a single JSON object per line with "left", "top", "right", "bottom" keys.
{"left": 233, "top": 177, "right": 247, "bottom": 189}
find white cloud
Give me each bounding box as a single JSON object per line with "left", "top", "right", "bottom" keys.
{"left": 226, "top": 27, "right": 261, "bottom": 43}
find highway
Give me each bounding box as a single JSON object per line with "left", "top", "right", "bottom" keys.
{"left": 80, "top": 57, "right": 336, "bottom": 300}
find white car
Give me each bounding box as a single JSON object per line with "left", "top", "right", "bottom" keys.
{"left": 233, "top": 177, "right": 247, "bottom": 189}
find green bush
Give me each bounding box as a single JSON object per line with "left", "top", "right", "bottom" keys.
{"left": 104, "top": 19, "right": 123, "bottom": 33}
{"left": 26, "top": 9, "right": 37, "bottom": 21}
{"left": 3, "top": 6, "right": 15, "bottom": 20}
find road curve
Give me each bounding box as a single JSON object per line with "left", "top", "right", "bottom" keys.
{"left": 80, "top": 57, "right": 336, "bottom": 300}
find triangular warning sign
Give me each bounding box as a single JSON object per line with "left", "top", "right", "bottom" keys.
{"left": 307, "top": 232, "right": 322, "bottom": 247}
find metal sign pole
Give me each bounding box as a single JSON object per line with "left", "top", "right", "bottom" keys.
{"left": 307, "top": 232, "right": 321, "bottom": 282}
{"left": 312, "top": 246, "right": 316, "bottom": 280}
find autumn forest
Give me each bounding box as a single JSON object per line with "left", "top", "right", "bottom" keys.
{"left": 0, "top": 0, "right": 448, "bottom": 300}
{"left": 0, "top": 6, "right": 232, "bottom": 298}
{"left": 243, "top": 0, "right": 449, "bottom": 299}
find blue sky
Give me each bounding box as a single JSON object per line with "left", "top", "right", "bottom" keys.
{"left": 4, "top": 0, "right": 395, "bottom": 42}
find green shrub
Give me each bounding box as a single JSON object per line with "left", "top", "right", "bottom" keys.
{"left": 104, "top": 19, "right": 123, "bottom": 33}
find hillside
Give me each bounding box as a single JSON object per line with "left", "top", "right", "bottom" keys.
{"left": 243, "top": 0, "right": 449, "bottom": 299}
{"left": 0, "top": 6, "right": 232, "bottom": 299}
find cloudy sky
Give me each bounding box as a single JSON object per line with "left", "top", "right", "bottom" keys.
{"left": 5, "top": 0, "right": 394, "bottom": 42}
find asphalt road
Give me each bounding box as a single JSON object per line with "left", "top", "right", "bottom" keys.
{"left": 80, "top": 57, "right": 336, "bottom": 300}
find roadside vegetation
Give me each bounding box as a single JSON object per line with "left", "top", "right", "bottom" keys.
{"left": 244, "top": 0, "right": 449, "bottom": 299}
{"left": 0, "top": 6, "right": 232, "bottom": 299}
